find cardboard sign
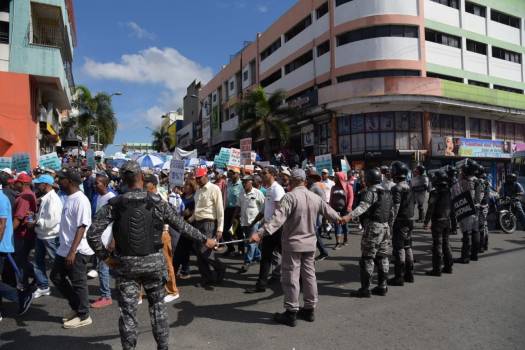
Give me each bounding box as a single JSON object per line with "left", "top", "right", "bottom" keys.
{"left": 240, "top": 151, "right": 252, "bottom": 165}
{"left": 315, "top": 154, "right": 333, "bottom": 175}
{"left": 340, "top": 157, "right": 350, "bottom": 173}
{"left": 11, "top": 153, "right": 31, "bottom": 173}
{"left": 229, "top": 148, "right": 241, "bottom": 167}
{"left": 86, "top": 150, "right": 96, "bottom": 169}
{"left": 39, "top": 152, "right": 62, "bottom": 171}
{"left": 169, "top": 159, "right": 185, "bottom": 186}
{"left": 0, "top": 157, "right": 12, "bottom": 170}
{"left": 240, "top": 138, "right": 252, "bottom": 152}
{"left": 215, "top": 148, "right": 231, "bottom": 169}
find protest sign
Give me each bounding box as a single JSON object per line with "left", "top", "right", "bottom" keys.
{"left": 240, "top": 138, "right": 252, "bottom": 152}
{"left": 315, "top": 154, "right": 333, "bottom": 175}
{"left": 12, "top": 153, "right": 31, "bottom": 173}
{"left": 39, "top": 152, "right": 62, "bottom": 171}
{"left": 214, "top": 148, "right": 231, "bottom": 169}
{"left": 340, "top": 157, "right": 350, "bottom": 173}
{"left": 229, "top": 148, "right": 241, "bottom": 167}
{"left": 86, "top": 150, "right": 96, "bottom": 169}
{"left": 169, "top": 159, "right": 185, "bottom": 186}
{"left": 0, "top": 157, "right": 12, "bottom": 170}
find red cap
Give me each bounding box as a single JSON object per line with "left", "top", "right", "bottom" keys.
{"left": 15, "top": 173, "right": 33, "bottom": 184}
{"left": 195, "top": 167, "right": 207, "bottom": 178}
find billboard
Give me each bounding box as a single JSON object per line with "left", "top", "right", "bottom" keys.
{"left": 432, "top": 137, "right": 512, "bottom": 159}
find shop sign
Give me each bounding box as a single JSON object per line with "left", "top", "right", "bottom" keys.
{"left": 432, "top": 137, "right": 511, "bottom": 159}
{"left": 301, "top": 125, "right": 314, "bottom": 147}
{"left": 287, "top": 89, "right": 318, "bottom": 109}
{"left": 513, "top": 143, "right": 525, "bottom": 152}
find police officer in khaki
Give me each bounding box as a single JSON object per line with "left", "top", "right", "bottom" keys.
{"left": 251, "top": 169, "right": 341, "bottom": 327}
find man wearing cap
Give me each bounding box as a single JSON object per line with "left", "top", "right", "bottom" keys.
{"left": 190, "top": 167, "right": 226, "bottom": 289}
{"left": 0, "top": 169, "right": 16, "bottom": 210}
{"left": 251, "top": 169, "right": 341, "bottom": 326}
{"left": 235, "top": 175, "right": 265, "bottom": 273}
{"left": 87, "top": 161, "right": 217, "bottom": 349}
{"left": 222, "top": 167, "right": 242, "bottom": 256}
{"left": 12, "top": 173, "right": 37, "bottom": 290}
{"left": 32, "top": 174, "right": 63, "bottom": 299}
{"left": 321, "top": 169, "right": 335, "bottom": 203}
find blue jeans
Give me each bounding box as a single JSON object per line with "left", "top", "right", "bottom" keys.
{"left": 98, "top": 259, "right": 111, "bottom": 298}
{"left": 241, "top": 226, "right": 261, "bottom": 264}
{"left": 34, "top": 237, "right": 59, "bottom": 289}
{"left": 334, "top": 211, "right": 349, "bottom": 241}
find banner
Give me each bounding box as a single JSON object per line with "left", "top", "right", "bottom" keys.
{"left": 39, "top": 152, "right": 62, "bottom": 171}
{"left": 0, "top": 157, "right": 12, "bottom": 170}
{"left": 432, "top": 137, "right": 511, "bottom": 159}
{"left": 229, "top": 148, "right": 241, "bottom": 167}
{"left": 173, "top": 147, "right": 198, "bottom": 160}
{"left": 11, "top": 153, "right": 31, "bottom": 173}
{"left": 214, "top": 148, "right": 231, "bottom": 169}
{"left": 315, "top": 154, "right": 332, "bottom": 175}
{"left": 169, "top": 159, "right": 185, "bottom": 186}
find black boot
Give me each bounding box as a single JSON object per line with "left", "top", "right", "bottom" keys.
{"left": 273, "top": 310, "right": 297, "bottom": 327}
{"left": 454, "top": 257, "right": 470, "bottom": 264}
{"left": 404, "top": 262, "right": 414, "bottom": 283}
{"left": 351, "top": 288, "right": 371, "bottom": 298}
{"left": 418, "top": 208, "right": 425, "bottom": 222}
{"left": 297, "top": 308, "right": 315, "bottom": 322}
{"left": 352, "top": 259, "right": 371, "bottom": 298}
{"left": 441, "top": 266, "right": 453, "bottom": 274}
{"left": 387, "top": 263, "right": 404, "bottom": 286}
{"left": 371, "top": 286, "right": 388, "bottom": 296}
{"left": 425, "top": 270, "right": 441, "bottom": 277}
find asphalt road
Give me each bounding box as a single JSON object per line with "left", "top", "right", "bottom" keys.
{"left": 1, "top": 225, "right": 524, "bottom": 350}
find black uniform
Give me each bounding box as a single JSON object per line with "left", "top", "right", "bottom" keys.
{"left": 87, "top": 189, "right": 208, "bottom": 350}
{"left": 425, "top": 186, "right": 453, "bottom": 274}
{"left": 388, "top": 180, "right": 415, "bottom": 285}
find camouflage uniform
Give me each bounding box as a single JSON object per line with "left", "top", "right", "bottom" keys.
{"left": 476, "top": 178, "right": 490, "bottom": 252}
{"left": 88, "top": 188, "right": 208, "bottom": 350}
{"left": 349, "top": 184, "right": 392, "bottom": 293}
{"left": 452, "top": 176, "right": 480, "bottom": 262}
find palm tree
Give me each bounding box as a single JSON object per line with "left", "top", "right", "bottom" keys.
{"left": 62, "top": 85, "right": 118, "bottom": 149}
{"left": 237, "top": 86, "right": 297, "bottom": 161}
{"left": 151, "top": 127, "right": 172, "bottom": 152}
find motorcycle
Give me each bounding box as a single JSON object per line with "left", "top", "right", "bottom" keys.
{"left": 496, "top": 196, "right": 518, "bottom": 234}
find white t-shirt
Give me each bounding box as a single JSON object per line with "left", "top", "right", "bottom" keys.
{"left": 95, "top": 191, "right": 116, "bottom": 213}
{"left": 264, "top": 181, "right": 285, "bottom": 221}
{"left": 57, "top": 191, "right": 94, "bottom": 257}
{"left": 322, "top": 178, "right": 335, "bottom": 202}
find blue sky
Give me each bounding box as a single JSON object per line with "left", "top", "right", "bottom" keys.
{"left": 73, "top": 0, "right": 296, "bottom": 155}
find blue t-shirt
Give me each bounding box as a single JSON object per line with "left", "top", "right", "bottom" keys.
{"left": 0, "top": 190, "right": 14, "bottom": 253}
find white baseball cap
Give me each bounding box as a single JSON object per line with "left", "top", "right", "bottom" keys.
{"left": 1, "top": 168, "right": 12, "bottom": 176}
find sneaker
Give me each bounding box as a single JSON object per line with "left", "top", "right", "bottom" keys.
{"left": 333, "top": 244, "right": 342, "bottom": 250}
{"left": 62, "top": 310, "right": 77, "bottom": 323}
{"left": 87, "top": 270, "right": 98, "bottom": 279}
{"left": 63, "top": 316, "right": 93, "bottom": 329}
{"left": 297, "top": 308, "right": 315, "bottom": 322}
{"left": 137, "top": 298, "right": 143, "bottom": 305}
{"left": 33, "top": 287, "right": 51, "bottom": 299}
{"left": 178, "top": 273, "right": 191, "bottom": 280}
{"left": 315, "top": 253, "right": 329, "bottom": 261}
{"left": 0, "top": 311, "right": 3, "bottom": 322}
{"left": 90, "top": 297, "right": 113, "bottom": 309}
{"left": 17, "top": 289, "right": 34, "bottom": 316}
{"left": 163, "top": 293, "right": 180, "bottom": 303}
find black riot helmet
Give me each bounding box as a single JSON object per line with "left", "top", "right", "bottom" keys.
{"left": 432, "top": 169, "right": 449, "bottom": 188}
{"left": 476, "top": 164, "right": 486, "bottom": 178}
{"left": 415, "top": 164, "right": 426, "bottom": 176}
{"left": 391, "top": 161, "right": 409, "bottom": 181}
{"left": 462, "top": 159, "right": 479, "bottom": 177}
{"left": 380, "top": 165, "right": 390, "bottom": 175}
{"left": 365, "top": 168, "right": 382, "bottom": 186}
{"left": 506, "top": 173, "right": 518, "bottom": 183}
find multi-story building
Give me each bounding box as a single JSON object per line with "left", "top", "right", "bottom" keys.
{"left": 0, "top": 0, "right": 76, "bottom": 166}
{"left": 180, "top": 80, "right": 201, "bottom": 150}
{"left": 198, "top": 0, "right": 525, "bottom": 185}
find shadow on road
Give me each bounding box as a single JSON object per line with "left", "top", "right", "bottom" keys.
{"left": 0, "top": 329, "right": 116, "bottom": 350}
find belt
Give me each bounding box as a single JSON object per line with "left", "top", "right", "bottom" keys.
{"left": 195, "top": 219, "right": 216, "bottom": 224}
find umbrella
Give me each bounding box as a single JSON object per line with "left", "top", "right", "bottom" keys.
{"left": 136, "top": 154, "right": 164, "bottom": 168}
{"left": 113, "top": 152, "right": 128, "bottom": 160}
{"left": 162, "top": 160, "right": 171, "bottom": 170}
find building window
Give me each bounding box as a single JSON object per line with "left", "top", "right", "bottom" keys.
{"left": 335, "top": 0, "right": 354, "bottom": 6}
{"left": 491, "top": 9, "right": 520, "bottom": 29}
{"left": 496, "top": 121, "right": 525, "bottom": 142}
{"left": 493, "top": 85, "right": 524, "bottom": 94}
{"left": 465, "top": 1, "right": 486, "bottom": 17}
{"left": 492, "top": 46, "right": 521, "bottom": 64}
{"left": 336, "top": 25, "right": 418, "bottom": 46}
{"left": 425, "top": 29, "right": 461, "bottom": 48}
{"left": 427, "top": 72, "right": 464, "bottom": 83}
{"left": 229, "top": 81, "right": 235, "bottom": 91}
{"left": 466, "top": 39, "right": 487, "bottom": 55}
{"left": 260, "top": 38, "right": 281, "bottom": 61}
{"left": 316, "top": 40, "right": 330, "bottom": 57}
{"left": 337, "top": 69, "right": 420, "bottom": 83}
{"left": 318, "top": 80, "right": 332, "bottom": 89}
{"left": 469, "top": 118, "right": 492, "bottom": 139}
{"left": 430, "top": 0, "right": 459, "bottom": 9}
{"left": 337, "top": 112, "right": 422, "bottom": 154}
{"left": 249, "top": 60, "right": 256, "bottom": 85}
{"left": 316, "top": 2, "right": 328, "bottom": 19}
{"left": 285, "top": 50, "right": 313, "bottom": 74}
{"left": 243, "top": 70, "right": 249, "bottom": 81}
{"left": 260, "top": 69, "right": 282, "bottom": 88}
{"left": 284, "top": 15, "right": 312, "bottom": 43}
{"left": 315, "top": 122, "right": 331, "bottom": 155}
{"left": 0, "top": 21, "right": 8, "bottom": 44}
{"left": 213, "top": 94, "right": 217, "bottom": 102}
{"left": 468, "top": 80, "right": 489, "bottom": 87}
{"left": 431, "top": 114, "right": 466, "bottom": 137}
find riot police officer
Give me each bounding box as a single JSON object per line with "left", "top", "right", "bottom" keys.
{"left": 380, "top": 165, "right": 395, "bottom": 190}
{"left": 387, "top": 161, "right": 415, "bottom": 286}
{"left": 411, "top": 165, "right": 430, "bottom": 222}
{"left": 453, "top": 159, "right": 481, "bottom": 264}
{"left": 424, "top": 170, "right": 453, "bottom": 276}
{"left": 343, "top": 168, "right": 392, "bottom": 298}
{"left": 500, "top": 173, "right": 525, "bottom": 228}
{"left": 476, "top": 166, "right": 490, "bottom": 252}
{"left": 87, "top": 161, "right": 217, "bottom": 350}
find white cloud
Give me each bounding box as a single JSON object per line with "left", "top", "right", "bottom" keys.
{"left": 257, "top": 5, "right": 268, "bottom": 13}
{"left": 83, "top": 47, "right": 214, "bottom": 127}
{"left": 126, "top": 21, "right": 156, "bottom": 40}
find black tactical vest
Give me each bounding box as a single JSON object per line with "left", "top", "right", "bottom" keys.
{"left": 111, "top": 194, "right": 163, "bottom": 256}
{"left": 393, "top": 182, "right": 415, "bottom": 220}
{"left": 367, "top": 187, "right": 393, "bottom": 223}
{"left": 432, "top": 187, "right": 451, "bottom": 220}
